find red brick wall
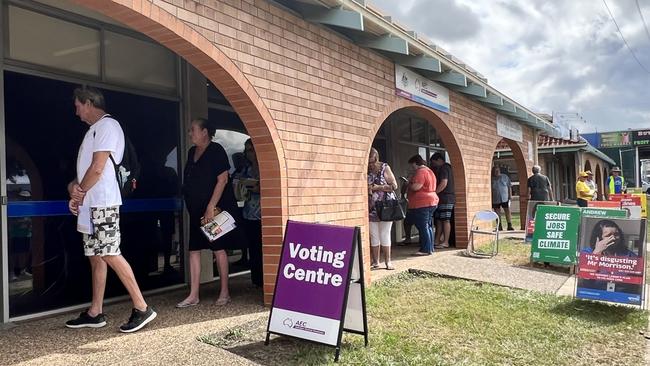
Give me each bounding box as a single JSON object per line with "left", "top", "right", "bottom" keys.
{"left": 78, "top": 0, "right": 538, "bottom": 303}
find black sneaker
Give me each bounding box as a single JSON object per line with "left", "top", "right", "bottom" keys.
{"left": 65, "top": 310, "right": 107, "bottom": 329}
{"left": 119, "top": 306, "right": 157, "bottom": 333}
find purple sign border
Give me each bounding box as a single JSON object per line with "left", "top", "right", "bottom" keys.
{"left": 266, "top": 220, "right": 366, "bottom": 358}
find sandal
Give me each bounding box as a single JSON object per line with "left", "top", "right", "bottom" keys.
{"left": 386, "top": 263, "right": 395, "bottom": 270}
{"left": 370, "top": 263, "right": 380, "bottom": 270}
{"left": 176, "top": 299, "right": 199, "bottom": 308}
{"left": 214, "top": 297, "right": 231, "bottom": 306}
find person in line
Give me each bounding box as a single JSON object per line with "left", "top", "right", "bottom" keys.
{"left": 576, "top": 171, "right": 595, "bottom": 208}
{"left": 398, "top": 168, "right": 415, "bottom": 246}
{"left": 230, "top": 151, "right": 250, "bottom": 267}
{"left": 406, "top": 155, "right": 438, "bottom": 256}
{"left": 585, "top": 170, "right": 597, "bottom": 201}
{"left": 582, "top": 219, "right": 636, "bottom": 257}
{"left": 176, "top": 118, "right": 244, "bottom": 308}
{"left": 9, "top": 190, "right": 32, "bottom": 281}
{"left": 605, "top": 166, "right": 625, "bottom": 200}
{"left": 367, "top": 148, "right": 398, "bottom": 270}
{"left": 241, "top": 138, "right": 263, "bottom": 287}
{"left": 66, "top": 86, "right": 156, "bottom": 332}
{"left": 429, "top": 153, "right": 455, "bottom": 249}
{"left": 491, "top": 166, "right": 514, "bottom": 231}
{"left": 527, "top": 165, "right": 554, "bottom": 202}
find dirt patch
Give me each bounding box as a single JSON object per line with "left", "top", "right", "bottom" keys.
{"left": 198, "top": 316, "right": 333, "bottom": 366}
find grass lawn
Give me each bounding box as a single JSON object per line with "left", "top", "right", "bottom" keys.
{"left": 289, "top": 273, "right": 647, "bottom": 366}
{"left": 472, "top": 237, "right": 531, "bottom": 266}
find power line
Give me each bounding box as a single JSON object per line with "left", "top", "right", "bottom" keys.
{"left": 636, "top": 0, "right": 650, "bottom": 42}
{"left": 602, "top": 0, "right": 650, "bottom": 74}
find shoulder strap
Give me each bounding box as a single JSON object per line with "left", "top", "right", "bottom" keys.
{"left": 91, "top": 115, "right": 120, "bottom": 179}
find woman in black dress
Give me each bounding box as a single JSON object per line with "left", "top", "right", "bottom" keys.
{"left": 177, "top": 118, "right": 242, "bottom": 307}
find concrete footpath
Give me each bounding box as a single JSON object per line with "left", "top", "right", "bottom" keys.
{"left": 1, "top": 234, "right": 648, "bottom": 365}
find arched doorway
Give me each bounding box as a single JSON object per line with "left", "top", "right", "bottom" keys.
{"left": 41, "top": 1, "right": 287, "bottom": 305}
{"left": 584, "top": 160, "right": 592, "bottom": 173}
{"left": 492, "top": 138, "right": 528, "bottom": 229}
{"left": 369, "top": 99, "right": 468, "bottom": 255}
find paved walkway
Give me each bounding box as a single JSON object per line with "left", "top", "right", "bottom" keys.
{"left": 1, "top": 233, "right": 647, "bottom": 365}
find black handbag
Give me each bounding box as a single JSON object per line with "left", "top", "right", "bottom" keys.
{"left": 375, "top": 192, "right": 408, "bottom": 221}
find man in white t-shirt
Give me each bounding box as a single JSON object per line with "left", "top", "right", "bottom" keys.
{"left": 65, "top": 86, "right": 156, "bottom": 333}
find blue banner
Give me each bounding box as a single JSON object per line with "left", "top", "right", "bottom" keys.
{"left": 576, "top": 288, "right": 641, "bottom": 305}
{"left": 8, "top": 198, "right": 182, "bottom": 217}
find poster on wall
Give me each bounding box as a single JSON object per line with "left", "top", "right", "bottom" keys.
{"left": 525, "top": 201, "right": 557, "bottom": 242}
{"left": 395, "top": 64, "right": 450, "bottom": 113}
{"left": 576, "top": 217, "right": 646, "bottom": 305}
{"left": 531, "top": 205, "right": 581, "bottom": 264}
{"left": 266, "top": 221, "right": 368, "bottom": 361}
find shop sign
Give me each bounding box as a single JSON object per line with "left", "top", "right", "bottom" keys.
{"left": 266, "top": 221, "right": 368, "bottom": 361}
{"left": 531, "top": 205, "right": 581, "bottom": 264}
{"left": 600, "top": 131, "right": 632, "bottom": 148}
{"left": 576, "top": 217, "right": 646, "bottom": 305}
{"left": 496, "top": 114, "right": 523, "bottom": 143}
{"left": 395, "top": 64, "right": 450, "bottom": 113}
{"left": 633, "top": 130, "right": 650, "bottom": 146}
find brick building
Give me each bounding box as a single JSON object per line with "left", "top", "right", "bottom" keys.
{"left": 0, "top": 0, "right": 555, "bottom": 322}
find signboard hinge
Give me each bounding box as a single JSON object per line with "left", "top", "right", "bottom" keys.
{"left": 0, "top": 196, "right": 6, "bottom": 206}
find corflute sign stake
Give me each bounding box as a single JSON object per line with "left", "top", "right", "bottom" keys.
{"left": 265, "top": 221, "right": 368, "bottom": 362}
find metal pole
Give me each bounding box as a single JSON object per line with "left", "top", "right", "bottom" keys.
{"left": 0, "top": 0, "right": 9, "bottom": 324}
{"left": 634, "top": 146, "right": 641, "bottom": 187}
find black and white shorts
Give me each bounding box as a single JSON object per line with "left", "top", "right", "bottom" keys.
{"left": 434, "top": 203, "right": 454, "bottom": 221}
{"left": 83, "top": 206, "right": 121, "bottom": 257}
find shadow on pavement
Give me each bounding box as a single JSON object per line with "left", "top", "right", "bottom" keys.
{"left": 0, "top": 274, "right": 266, "bottom": 365}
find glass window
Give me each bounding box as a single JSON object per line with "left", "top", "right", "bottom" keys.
{"left": 395, "top": 117, "right": 411, "bottom": 142}
{"left": 105, "top": 31, "right": 177, "bottom": 92}
{"left": 4, "top": 71, "right": 183, "bottom": 317}
{"left": 8, "top": 6, "right": 100, "bottom": 76}
{"left": 428, "top": 124, "right": 444, "bottom": 148}
{"left": 412, "top": 119, "right": 427, "bottom": 144}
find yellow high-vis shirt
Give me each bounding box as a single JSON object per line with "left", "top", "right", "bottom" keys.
{"left": 576, "top": 180, "right": 594, "bottom": 200}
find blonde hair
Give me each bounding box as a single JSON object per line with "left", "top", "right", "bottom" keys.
{"left": 368, "top": 148, "right": 382, "bottom": 173}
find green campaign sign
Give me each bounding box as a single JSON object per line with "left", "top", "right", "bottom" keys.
{"left": 531, "top": 206, "right": 581, "bottom": 264}
{"left": 580, "top": 208, "right": 627, "bottom": 219}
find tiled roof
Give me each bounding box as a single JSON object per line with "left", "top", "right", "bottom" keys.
{"left": 538, "top": 135, "right": 585, "bottom": 148}
{"left": 496, "top": 135, "right": 584, "bottom": 150}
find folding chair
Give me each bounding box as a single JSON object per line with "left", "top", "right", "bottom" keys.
{"left": 466, "top": 210, "right": 500, "bottom": 258}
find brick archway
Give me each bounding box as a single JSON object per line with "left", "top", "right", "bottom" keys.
{"left": 371, "top": 98, "right": 469, "bottom": 248}
{"left": 595, "top": 163, "right": 603, "bottom": 199}
{"left": 500, "top": 139, "right": 529, "bottom": 229}
{"left": 74, "top": 0, "right": 288, "bottom": 303}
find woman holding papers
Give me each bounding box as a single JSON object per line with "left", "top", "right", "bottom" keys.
{"left": 177, "top": 118, "right": 244, "bottom": 308}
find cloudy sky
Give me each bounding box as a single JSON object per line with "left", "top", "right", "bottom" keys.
{"left": 369, "top": 0, "right": 650, "bottom": 133}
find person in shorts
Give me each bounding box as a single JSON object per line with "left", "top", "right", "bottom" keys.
{"left": 66, "top": 86, "right": 156, "bottom": 332}
{"left": 430, "top": 153, "right": 455, "bottom": 249}
{"left": 491, "top": 166, "right": 514, "bottom": 231}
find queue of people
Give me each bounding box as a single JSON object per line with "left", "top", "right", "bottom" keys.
{"left": 368, "top": 150, "right": 457, "bottom": 261}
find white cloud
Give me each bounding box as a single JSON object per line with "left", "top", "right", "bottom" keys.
{"left": 369, "top": 0, "right": 650, "bottom": 132}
